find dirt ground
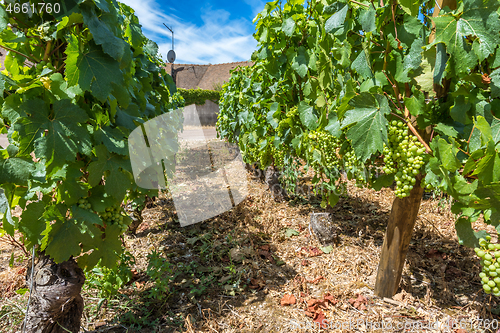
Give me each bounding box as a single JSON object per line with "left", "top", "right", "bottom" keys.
{"left": 1, "top": 153, "right": 500, "bottom": 332}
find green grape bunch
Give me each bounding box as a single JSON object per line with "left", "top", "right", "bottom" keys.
{"left": 343, "top": 148, "right": 367, "bottom": 185}
{"left": 241, "top": 144, "right": 259, "bottom": 165}
{"left": 100, "top": 204, "right": 129, "bottom": 233}
{"left": 475, "top": 235, "right": 500, "bottom": 296}
{"left": 270, "top": 144, "right": 285, "bottom": 168}
{"left": 276, "top": 106, "right": 299, "bottom": 138}
{"left": 382, "top": 120, "right": 427, "bottom": 198}
{"left": 307, "top": 130, "right": 342, "bottom": 171}
{"left": 77, "top": 198, "right": 92, "bottom": 211}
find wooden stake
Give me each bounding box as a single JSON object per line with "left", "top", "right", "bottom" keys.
{"left": 374, "top": 175, "right": 425, "bottom": 297}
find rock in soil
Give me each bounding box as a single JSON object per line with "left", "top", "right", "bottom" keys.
{"left": 265, "top": 165, "right": 286, "bottom": 202}
{"left": 245, "top": 162, "right": 265, "bottom": 182}
{"left": 309, "top": 212, "right": 341, "bottom": 245}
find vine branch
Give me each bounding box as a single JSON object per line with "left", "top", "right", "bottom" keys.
{"left": 404, "top": 106, "right": 432, "bottom": 153}
{"left": 0, "top": 44, "right": 37, "bottom": 63}
{"left": 350, "top": 0, "right": 369, "bottom": 7}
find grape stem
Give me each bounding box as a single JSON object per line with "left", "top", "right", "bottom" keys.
{"left": 466, "top": 124, "right": 476, "bottom": 153}
{"left": 391, "top": 109, "right": 433, "bottom": 154}
{"left": 390, "top": 112, "right": 406, "bottom": 122}
{"left": 406, "top": 118, "right": 432, "bottom": 154}
{"left": 42, "top": 40, "right": 52, "bottom": 62}
{"left": 0, "top": 44, "right": 37, "bottom": 63}
{"left": 350, "top": 0, "right": 369, "bottom": 7}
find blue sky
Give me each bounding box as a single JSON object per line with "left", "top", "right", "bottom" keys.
{"left": 119, "top": 0, "right": 266, "bottom": 64}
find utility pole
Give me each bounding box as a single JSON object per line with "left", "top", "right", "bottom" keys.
{"left": 163, "top": 23, "right": 176, "bottom": 81}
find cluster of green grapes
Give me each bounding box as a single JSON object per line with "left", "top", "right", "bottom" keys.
{"left": 240, "top": 143, "right": 258, "bottom": 164}
{"left": 77, "top": 198, "right": 92, "bottom": 211}
{"left": 343, "top": 149, "right": 367, "bottom": 185}
{"left": 307, "top": 131, "right": 342, "bottom": 170}
{"left": 382, "top": 120, "right": 426, "bottom": 198}
{"left": 420, "top": 178, "right": 434, "bottom": 191}
{"left": 475, "top": 235, "right": 500, "bottom": 296}
{"left": 270, "top": 144, "right": 285, "bottom": 168}
{"left": 100, "top": 204, "right": 129, "bottom": 233}
{"left": 34, "top": 60, "right": 55, "bottom": 74}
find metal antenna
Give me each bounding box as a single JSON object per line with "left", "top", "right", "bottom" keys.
{"left": 163, "top": 23, "right": 174, "bottom": 51}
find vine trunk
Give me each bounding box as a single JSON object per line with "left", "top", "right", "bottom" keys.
{"left": 24, "top": 253, "right": 85, "bottom": 333}
{"left": 374, "top": 175, "right": 425, "bottom": 297}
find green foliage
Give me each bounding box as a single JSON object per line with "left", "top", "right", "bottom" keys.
{"left": 85, "top": 251, "right": 136, "bottom": 300}
{"left": 0, "top": 0, "right": 183, "bottom": 270}
{"left": 217, "top": 0, "right": 500, "bottom": 260}
{"left": 145, "top": 250, "right": 172, "bottom": 299}
{"left": 177, "top": 88, "right": 219, "bottom": 106}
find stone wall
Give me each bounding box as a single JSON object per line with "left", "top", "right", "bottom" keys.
{"left": 182, "top": 100, "right": 219, "bottom": 126}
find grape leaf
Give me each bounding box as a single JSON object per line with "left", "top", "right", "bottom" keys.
{"left": 435, "top": 138, "right": 462, "bottom": 173}
{"left": 491, "top": 68, "right": 500, "bottom": 99}
{"left": 282, "top": 17, "right": 295, "bottom": 37}
{"left": 65, "top": 36, "right": 124, "bottom": 102}
{"left": 434, "top": 123, "right": 459, "bottom": 138}
{"left": 0, "top": 157, "right": 34, "bottom": 185}
{"left": 291, "top": 46, "right": 308, "bottom": 78}
{"left": 399, "top": 0, "right": 419, "bottom": 16}
{"left": 87, "top": 145, "right": 131, "bottom": 201}
{"left": 343, "top": 93, "right": 390, "bottom": 162}
{"left": 57, "top": 162, "right": 90, "bottom": 207}
{"left": 297, "top": 101, "right": 319, "bottom": 130}
{"left": 352, "top": 49, "right": 372, "bottom": 79}
{"left": 325, "top": 112, "right": 341, "bottom": 137}
{"left": 472, "top": 141, "right": 500, "bottom": 184}
{"left": 19, "top": 201, "right": 46, "bottom": 248}
{"left": 455, "top": 217, "right": 489, "bottom": 247}
{"left": 81, "top": 4, "right": 132, "bottom": 67}
{"left": 15, "top": 99, "right": 89, "bottom": 165}
{"left": 0, "top": 187, "right": 13, "bottom": 235}
{"left": 95, "top": 224, "right": 123, "bottom": 268}
{"left": 325, "top": 5, "right": 348, "bottom": 34}
{"left": 395, "top": 39, "right": 423, "bottom": 83}
{"left": 430, "top": 0, "right": 500, "bottom": 73}
{"left": 359, "top": 7, "right": 375, "bottom": 32}
{"left": 0, "top": 5, "right": 8, "bottom": 33}
{"left": 105, "top": 167, "right": 132, "bottom": 202}
{"left": 94, "top": 127, "right": 128, "bottom": 156}
{"left": 45, "top": 219, "right": 84, "bottom": 263}
{"left": 72, "top": 206, "right": 103, "bottom": 227}
{"left": 404, "top": 90, "right": 425, "bottom": 116}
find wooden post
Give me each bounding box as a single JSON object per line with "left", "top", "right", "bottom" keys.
{"left": 374, "top": 175, "right": 425, "bottom": 297}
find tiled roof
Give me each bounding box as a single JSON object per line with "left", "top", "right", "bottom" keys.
{"left": 165, "top": 61, "right": 253, "bottom": 90}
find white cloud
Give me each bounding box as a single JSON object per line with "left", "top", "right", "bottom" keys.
{"left": 118, "top": 0, "right": 258, "bottom": 64}
{"left": 242, "top": 0, "right": 267, "bottom": 20}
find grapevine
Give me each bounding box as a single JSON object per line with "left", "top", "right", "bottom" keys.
{"left": 0, "top": 0, "right": 183, "bottom": 270}
{"left": 217, "top": 0, "right": 500, "bottom": 297}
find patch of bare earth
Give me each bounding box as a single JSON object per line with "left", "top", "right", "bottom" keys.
{"left": 1, "top": 164, "right": 499, "bottom": 332}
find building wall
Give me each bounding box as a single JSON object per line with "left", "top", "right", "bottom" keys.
{"left": 183, "top": 100, "right": 219, "bottom": 126}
